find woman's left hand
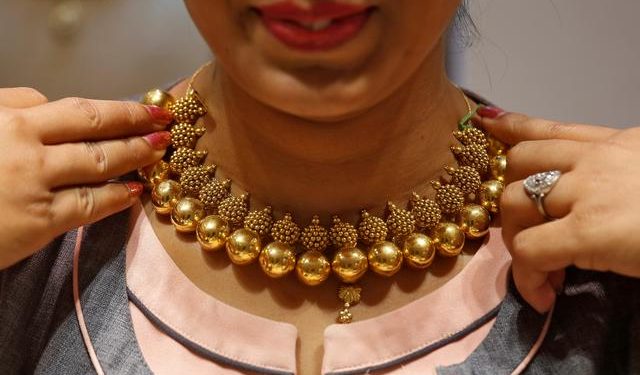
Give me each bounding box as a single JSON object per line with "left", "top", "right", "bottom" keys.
{"left": 477, "top": 108, "right": 640, "bottom": 314}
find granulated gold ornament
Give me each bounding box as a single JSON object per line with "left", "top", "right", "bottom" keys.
{"left": 410, "top": 193, "right": 442, "bottom": 230}
{"left": 386, "top": 202, "right": 416, "bottom": 240}
{"left": 170, "top": 147, "right": 207, "bottom": 174}
{"left": 170, "top": 122, "right": 205, "bottom": 149}
{"left": 170, "top": 88, "right": 206, "bottom": 124}
{"left": 271, "top": 213, "right": 301, "bottom": 246}
{"left": 199, "top": 178, "right": 231, "bottom": 212}
{"left": 218, "top": 194, "right": 250, "bottom": 227}
{"left": 329, "top": 216, "right": 358, "bottom": 249}
{"left": 301, "top": 215, "right": 329, "bottom": 252}
{"left": 358, "top": 210, "right": 388, "bottom": 245}
{"left": 451, "top": 143, "right": 490, "bottom": 174}
{"left": 432, "top": 182, "right": 465, "bottom": 214}
{"left": 454, "top": 127, "right": 488, "bottom": 147}
{"left": 179, "top": 165, "right": 216, "bottom": 196}
{"left": 244, "top": 207, "right": 274, "bottom": 238}
{"left": 446, "top": 165, "right": 482, "bottom": 195}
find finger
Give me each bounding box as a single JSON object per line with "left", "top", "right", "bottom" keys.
{"left": 45, "top": 131, "right": 170, "bottom": 187}
{"left": 510, "top": 219, "right": 577, "bottom": 273}
{"left": 477, "top": 111, "right": 615, "bottom": 145}
{"left": 25, "top": 97, "right": 173, "bottom": 144}
{"left": 504, "top": 139, "right": 585, "bottom": 183}
{"left": 500, "top": 174, "right": 575, "bottom": 248}
{"left": 50, "top": 182, "right": 143, "bottom": 232}
{"left": 0, "top": 87, "right": 49, "bottom": 108}
{"left": 511, "top": 260, "right": 561, "bottom": 314}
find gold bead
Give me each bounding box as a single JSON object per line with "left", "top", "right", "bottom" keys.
{"left": 146, "top": 160, "right": 170, "bottom": 186}
{"left": 410, "top": 193, "right": 442, "bottom": 230}
{"left": 196, "top": 215, "right": 231, "bottom": 251}
{"left": 218, "top": 193, "right": 250, "bottom": 228}
{"left": 445, "top": 165, "right": 482, "bottom": 195}
{"left": 169, "top": 147, "right": 207, "bottom": 175}
{"left": 199, "top": 178, "right": 231, "bottom": 212}
{"left": 259, "top": 242, "right": 296, "bottom": 278}
{"left": 454, "top": 127, "right": 488, "bottom": 147}
{"left": 357, "top": 210, "right": 388, "bottom": 245}
{"left": 271, "top": 213, "right": 301, "bottom": 246}
{"left": 295, "top": 250, "right": 330, "bottom": 286}
{"left": 490, "top": 155, "right": 508, "bottom": 182}
{"left": 226, "top": 228, "right": 262, "bottom": 265}
{"left": 478, "top": 179, "right": 504, "bottom": 214}
{"left": 432, "top": 181, "right": 465, "bottom": 215}
{"left": 151, "top": 179, "right": 182, "bottom": 215}
{"left": 367, "top": 241, "right": 403, "bottom": 277}
{"left": 332, "top": 247, "right": 368, "bottom": 283}
{"left": 170, "top": 123, "right": 205, "bottom": 149}
{"left": 488, "top": 135, "right": 507, "bottom": 155}
{"left": 301, "top": 215, "right": 329, "bottom": 252}
{"left": 179, "top": 165, "right": 216, "bottom": 197}
{"left": 458, "top": 204, "right": 492, "bottom": 239}
{"left": 142, "top": 89, "right": 174, "bottom": 110}
{"left": 386, "top": 202, "right": 416, "bottom": 240}
{"left": 171, "top": 198, "right": 206, "bottom": 233}
{"left": 402, "top": 233, "right": 436, "bottom": 269}
{"left": 170, "top": 88, "right": 207, "bottom": 124}
{"left": 451, "top": 144, "right": 490, "bottom": 174}
{"left": 244, "top": 207, "right": 274, "bottom": 238}
{"left": 433, "top": 222, "right": 466, "bottom": 257}
{"left": 329, "top": 216, "right": 358, "bottom": 249}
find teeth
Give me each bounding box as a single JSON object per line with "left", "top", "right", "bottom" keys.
{"left": 300, "top": 20, "right": 332, "bottom": 31}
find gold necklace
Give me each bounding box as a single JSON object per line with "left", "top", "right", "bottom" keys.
{"left": 139, "top": 63, "right": 508, "bottom": 323}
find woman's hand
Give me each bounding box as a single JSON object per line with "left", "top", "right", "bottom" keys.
{"left": 477, "top": 107, "right": 640, "bottom": 313}
{"left": 0, "top": 87, "right": 172, "bottom": 269}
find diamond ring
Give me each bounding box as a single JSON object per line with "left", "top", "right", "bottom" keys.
{"left": 523, "top": 170, "right": 562, "bottom": 220}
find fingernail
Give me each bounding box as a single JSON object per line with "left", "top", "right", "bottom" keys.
{"left": 145, "top": 105, "right": 173, "bottom": 125}
{"left": 143, "top": 131, "right": 171, "bottom": 150}
{"left": 125, "top": 181, "right": 144, "bottom": 197}
{"left": 478, "top": 106, "right": 506, "bottom": 119}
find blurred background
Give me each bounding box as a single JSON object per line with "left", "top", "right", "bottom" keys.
{"left": 1, "top": 0, "right": 638, "bottom": 127}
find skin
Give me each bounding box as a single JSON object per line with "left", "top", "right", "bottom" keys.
{"left": 478, "top": 111, "right": 640, "bottom": 313}
{"left": 1, "top": 0, "right": 638, "bottom": 374}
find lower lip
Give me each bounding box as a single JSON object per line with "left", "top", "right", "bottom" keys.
{"left": 259, "top": 9, "right": 373, "bottom": 51}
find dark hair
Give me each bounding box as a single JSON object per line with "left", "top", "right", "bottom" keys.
{"left": 451, "top": 1, "right": 478, "bottom": 47}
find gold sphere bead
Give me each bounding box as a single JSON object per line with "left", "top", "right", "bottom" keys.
{"left": 171, "top": 198, "right": 206, "bottom": 233}
{"left": 151, "top": 179, "right": 182, "bottom": 215}
{"left": 490, "top": 155, "right": 508, "bottom": 182}
{"left": 146, "top": 160, "right": 170, "bottom": 186}
{"left": 296, "top": 250, "right": 331, "bottom": 286}
{"left": 434, "top": 222, "right": 466, "bottom": 257}
{"left": 196, "top": 215, "right": 231, "bottom": 251}
{"left": 478, "top": 179, "right": 504, "bottom": 214}
{"left": 259, "top": 242, "right": 297, "bottom": 278}
{"left": 457, "top": 204, "right": 492, "bottom": 239}
{"left": 226, "top": 228, "right": 262, "bottom": 265}
{"left": 402, "top": 233, "right": 436, "bottom": 269}
{"left": 368, "top": 241, "right": 403, "bottom": 277}
{"left": 488, "top": 135, "right": 508, "bottom": 155}
{"left": 332, "top": 247, "right": 368, "bottom": 283}
{"left": 142, "top": 89, "right": 174, "bottom": 110}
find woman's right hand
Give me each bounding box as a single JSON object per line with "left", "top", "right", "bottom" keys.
{"left": 0, "top": 87, "right": 173, "bottom": 269}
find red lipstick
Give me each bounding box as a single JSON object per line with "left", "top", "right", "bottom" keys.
{"left": 255, "top": 2, "right": 374, "bottom": 51}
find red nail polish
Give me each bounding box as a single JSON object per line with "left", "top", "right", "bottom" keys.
{"left": 125, "top": 181, "right": 144, "bottom": 197}
{"left": 478, "top": 106, "right": 506, "bottom": 119}
{"left": 145, "top": 105, "right": 173, "bottom": 125}
{"left": 143, "top": 131, "right": 171, "bottom": 150}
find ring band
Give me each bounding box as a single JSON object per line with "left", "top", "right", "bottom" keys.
{"left": 523, "top": 170, "right": 562, "bottom": 220}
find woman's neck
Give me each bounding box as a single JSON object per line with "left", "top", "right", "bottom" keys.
{"left": 190, "top": 41, "right": 470, "bottom": 225}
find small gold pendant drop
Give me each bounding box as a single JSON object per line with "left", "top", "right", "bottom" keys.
{"left": 337, "top": 285, "right": 362, "bottom": 324}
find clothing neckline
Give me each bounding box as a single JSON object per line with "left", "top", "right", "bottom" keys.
{"left": 125, "top": 202, "right": 511, "bottom": 374}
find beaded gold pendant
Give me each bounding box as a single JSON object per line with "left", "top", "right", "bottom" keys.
{"left": 140, "top": 79, "right": 508, "bottom": 324}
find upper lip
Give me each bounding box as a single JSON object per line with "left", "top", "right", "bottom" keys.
{"left": 255, "top": 2, "right": 372, "bottom": 23}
